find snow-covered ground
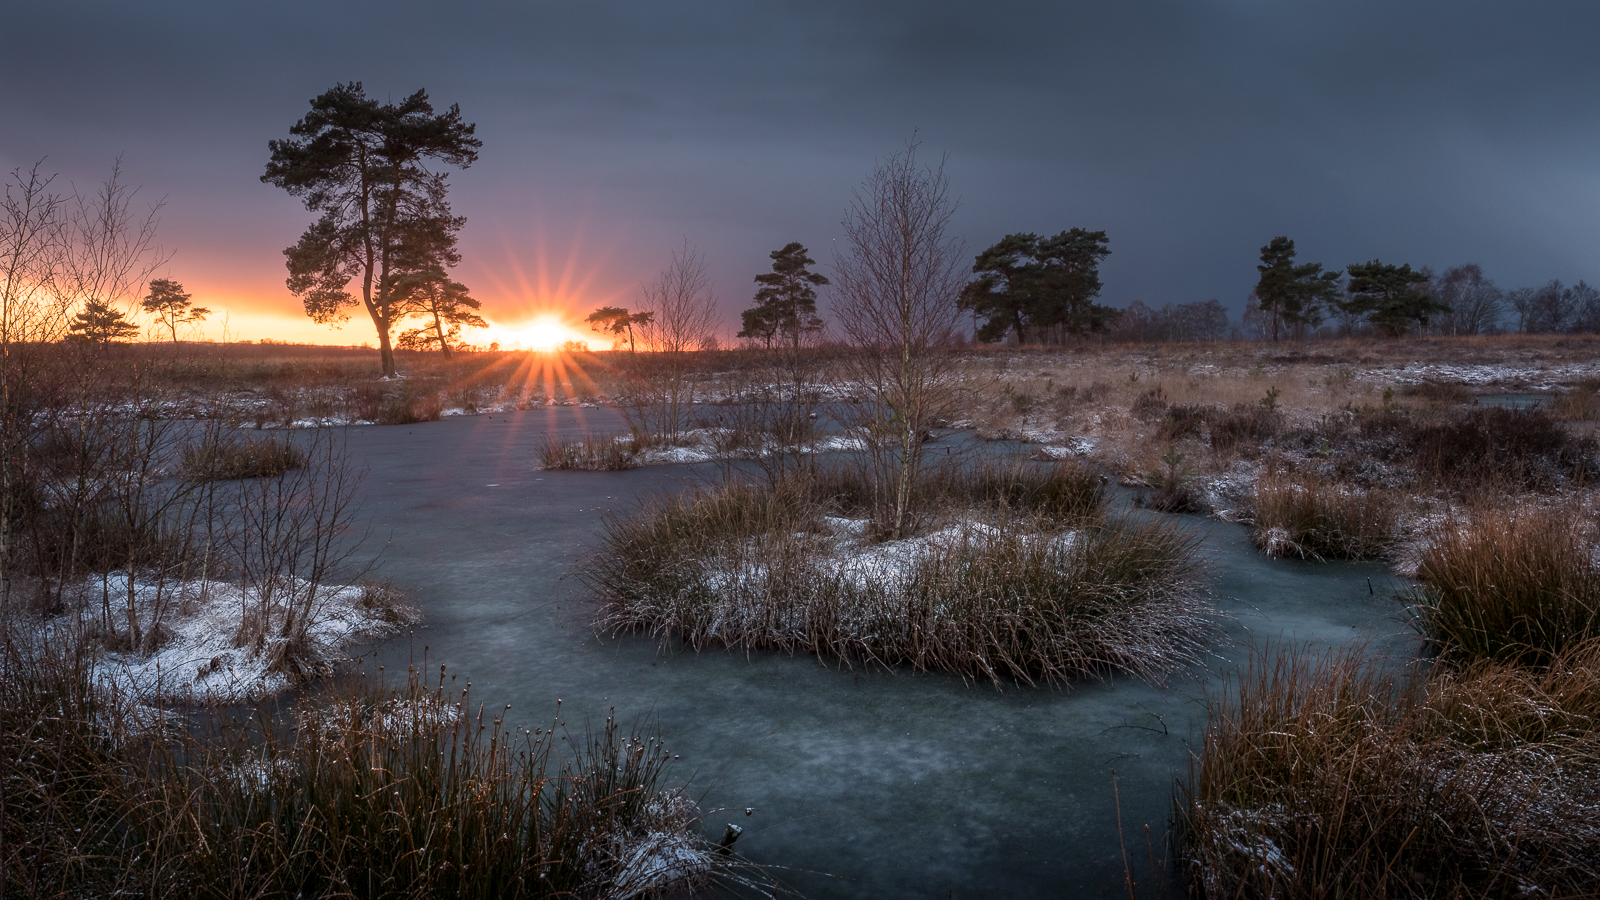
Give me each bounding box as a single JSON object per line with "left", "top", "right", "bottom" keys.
{"left": 52, "top": 574, "right": 416, "bottom": 708}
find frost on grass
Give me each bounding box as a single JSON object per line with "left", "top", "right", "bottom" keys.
{"left": 542, "top": 427, "right": 874, "bottom": 470}
{"left": 596, "top": 506, "right": 1219, "bottom": 685}
{"left": 611, "top": 790, "right": 714, "bottom": 896}
{"left": 59, "top": 574, "right": 416, "bottom": 708}
{"left": 1183, "top": 646, "right": 1600, "bottom": 896}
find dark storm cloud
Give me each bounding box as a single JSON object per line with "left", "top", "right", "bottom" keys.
{"left": 3, "top": 0, "right": 1597, "bottom": 328}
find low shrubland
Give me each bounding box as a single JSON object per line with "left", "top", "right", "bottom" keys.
{"left": 1181, "top": 644, "right": 1600, "bottom": 898}
{"left": 1406, "top": 406, "right": 1594, "bottom": 489}
{"left": 0, "top": 631, "right": 726, "bottom": 899}
{"left": 1413, "top": 504, "right": 1600, "bottom": 666}
{"left": 1250, "top": 466, "right": 1400, "bottom": 559}
{"left": 589, "top": 459, "right": 1215, "bottom": 685}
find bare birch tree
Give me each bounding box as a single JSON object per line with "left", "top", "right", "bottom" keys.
{"left": 832, "top": 142, "right": 966, "bottom": 540}
{"left": 626, "top": 240, "right": 719, "bottom": 442}
{"left": 58, "top": 160, "right": 165, "bottom": 332}
{"left": 637, "top": 239, "right": 717, "bottom": 353}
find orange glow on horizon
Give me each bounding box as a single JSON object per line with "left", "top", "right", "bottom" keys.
{"left": 481, "top": 314, "right": 589, "bottom": 351}
{"left": 147, "top": 213, "right": 640, "bottom": 348}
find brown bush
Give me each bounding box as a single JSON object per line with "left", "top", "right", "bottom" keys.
{"left": 1210, "top": 404, "right": 1283, "bottom": 453}
{"left": 1409, "top": 406, "right": 1591, "bottom": 487}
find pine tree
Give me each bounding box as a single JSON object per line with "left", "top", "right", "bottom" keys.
{"left": 960, "top": 229, "right": 1113, "bottom": 344}
{"left": 262, "top": 83, "right": 480, "bottom": 377}
{"left": 141, "top": 278, "right": 211, "bottom": 343}
{"left": 740, "top": 242, "right": 827, "bottom": 350}
{"left": 585, "top": 306, "right": 653, "bottom": 351}
{"left": 1254, "top": 237, "right": 1340, "bottom": 341}
{"left": 1341, "top": 260, "right": 1445, "bottom": 337}
{"left": 66, "top": 299, "right": 140, "bottom": 344}
{"left": 391, "top": 269, "right": 484, "bottom": 358}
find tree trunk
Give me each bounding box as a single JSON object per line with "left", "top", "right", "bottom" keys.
{"left": 433, "top": 309, "right": 452, "bottom": 360}
{"left": 378, "top": 324, "right": 396, "bottom": 377}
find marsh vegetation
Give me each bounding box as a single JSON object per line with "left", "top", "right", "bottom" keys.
{"left": 590, "top": 460, "right": 1215, "bottom": 685}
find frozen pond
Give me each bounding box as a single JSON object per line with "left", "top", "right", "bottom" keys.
{"left": 340, "top": 409, "right": 1415, "bottom": 898}
{"left": 1473, "top": 392, "right": 1550, "bottom": 409}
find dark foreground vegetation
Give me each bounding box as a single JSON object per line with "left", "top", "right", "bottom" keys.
{"left": 0, "top": 632, "right": 720, "bottom": 899}
{"left": 0, "top": 169, "right": 734, "bottom": 898}
{"left": 1183, "top": 643, "right": 1600, "bottom": 898}
{"left": 1181, "top": 504, "right": 1600, "bottom": 898}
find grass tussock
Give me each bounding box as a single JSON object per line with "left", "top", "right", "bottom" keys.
{"left": 1251, "top": 468, "right": 1400, "bottom": 559}
{"left": 1414, "top": 504, "right": 1600, "bottom": 666}
{"left": 589, "top": 466, "right": 1213, "bottom": 685}
{"left": 0, "top": 633, "right": 725, "bottom": 899}
{"left": 1181, "top": 644, "right": 1600, "bottom": 898}
{"left": 538, "top": 433, "right": 639, "bottom": 471}
{"left": 1549, "top": 380, "right": 1600, "bottom": 421}
{"left": 807, "top": 455, "right": 1108, "bottom": 535}
{"left": 183, "top": 434, "right": 307, "bottom": 481}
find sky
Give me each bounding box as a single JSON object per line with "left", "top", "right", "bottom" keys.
{"left": 4, "top": 0, "right": 1598, "bottom": 346}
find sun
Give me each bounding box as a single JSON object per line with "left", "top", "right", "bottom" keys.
{"left": 516, "top": 317, "right": 573, "bottom": 350}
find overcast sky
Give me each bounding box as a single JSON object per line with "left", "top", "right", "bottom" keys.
{"left": 4, "top": 0, "right": 1597, "bottom": 342}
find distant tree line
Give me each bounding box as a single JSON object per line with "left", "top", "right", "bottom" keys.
{"left": 1110, "top": 299, "right": 1230, "bottom": 343}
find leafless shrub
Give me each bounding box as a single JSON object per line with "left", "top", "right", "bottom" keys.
{"left": 209, "top": 427, "right": 368, "bottom": 681}
{"left": 624, "top": 240, "right": 720, "bottom": 443}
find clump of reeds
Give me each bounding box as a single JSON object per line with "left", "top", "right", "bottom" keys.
{"left": 808, "top": 456, "right": 1108, "bottom": 535}
{"left": 1550, "top": 379, "right": 1600, "bottom": 421}
{"left": 0, "top": 629, "right": 727, "bottom": 899}
{"left": 1180, "top": 643, "right": 1600, "bottom": 897}
{"left": 538, "top": 433, "right": 639, "bottom": 471}
{"left": 1250, "top": 468, "right": 1399, "bottom": 559}
{"left": 589, "top": 473, "right": 1213, "bottom": 685}
{"left": 183, "top": 434, "right": 307, "bottom": 481}
{"left": 1413, "top": 504, "right": 1600, "bottom": 666}
{"left": 370, "top": 383, "right": 444, "bottom": 425}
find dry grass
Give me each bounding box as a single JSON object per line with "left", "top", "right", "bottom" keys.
{"left": 1251, "top": 467, "right": 1400, "bottom": 559}
{"left": 1181, "top": 643, "right": 1600, "bottom": 898}
{"left": 1413, "top": 504, "right": 1600, "bottom": 666}
{"left": 588, "top": 467, "right": 1215, "bottom": 685}
{"left": 0, "top": 628, "right": 731, "bottom": 899}
{"left": 183, "top": 433, "right": 306, "bottom": 480}
{"left": 537, "top": 433, "right": 638, "bottom": 471}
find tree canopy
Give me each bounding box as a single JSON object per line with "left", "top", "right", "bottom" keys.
{"left": 1254, "top": 236, "right": 1340, "bottom": 341}
{"left": 740, "top": 242, "right": 827, "bottom": 350}
{"left": 959, "top": 229, "right": 1114, "bottom": 344}
{"left": 585, "top": 306, "right": 654, "bottom": 351}
{"left": 141, "top": 278, "right": 210, "bottom": 343}
{"left": 66, "top": 299, "right": 139, "bottom": 344}
{"left": 1341, "top": 260, "right": 1445, "bottom": 337}
{"left": 392, "top": 270, "right": 484, "bottom": 357}
{"left": 261, "top": 82, "right": 480, "bottom": 377}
